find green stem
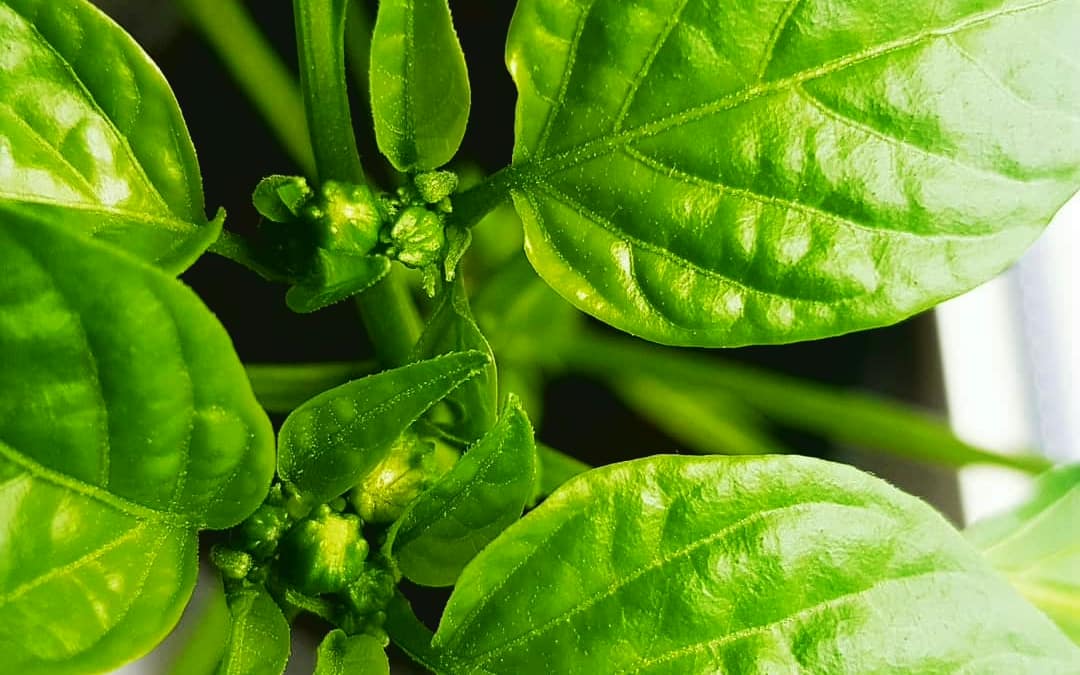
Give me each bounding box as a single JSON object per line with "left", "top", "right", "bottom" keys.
{"left": 452, "top": 165, "right": 521, "bottom": 230}
{"left": 294, "top": 0, "right": 421, "bottom": 366}
{"left": 208, "top": 230, "right": 289, "bottom": 282}
{"left": 245, "top": 361, "right": 377, "bottom": 413}
{"left": 354, "top": 276, "right": 423, "bottom": 367}
{"left": 175, "top": 0, "right": 315, "bottom": 176}
{"left": 293, "top": 0, "right": 365, "bottom": 184}
{"left": 550, "top": 331, "right": 1052, "bottom": 475}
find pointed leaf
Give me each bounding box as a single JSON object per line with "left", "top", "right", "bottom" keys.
{"left": 413, "top": 275, "right": 498, "bottom": 441}
{"left": 505, "top": 0, "right": 1080, "bottom": 346}
{"left": 216, "top": 588, "right": 290, "bottom": 675}
{"left": 388, "top": 398, "right": 537, "bottom": 587}
{"left": 434, "top": 455, "right": 1080, "bottom": 673}
{"left": 0, "top": 216, "right": 275, "bottom": 673}
{"left": 370, "top": 0, "right": 471, "bottom": 170}
{"left": 967, "top": 463, "right": 1080, "bottom": 642}
{"left": 278, "top": 351, "right": 491, "bottom": 505}
{"left": 314, "top": 630, "right": 389, "bottom": 675}
{"left": 0, "top": 0, "right": 216, "bottom": 272}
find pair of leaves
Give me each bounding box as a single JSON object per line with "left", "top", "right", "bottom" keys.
{"left": 967, "top": 463, "right": 1080, "bottom": 643}
{"left": 387, "top": 398, "right": 537, "bottom": 587}
{"left": 0, "top": 0, "right": 220, "bottom": 273}
{"left": 503, "top": 0, "right": 1080, "bottom": 347}
{"left": 0, "top": 215, "right": 274, "bottom": 673}
{"left": 0, "top": 4, "right": 267, "bottom": 672}
{"left": 430, "top": 454, "right": 1080, "bottom": 673}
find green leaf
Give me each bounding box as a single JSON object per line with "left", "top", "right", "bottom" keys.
{"left": 505, "top": 0, "right": 1080, "bottom": 346}
{"left": 967, "top": 464, "right": 1080, "bottom": 642}
{"left": 434, "top": 455, "right": 1080, "bottom": 673}
{"left": 277, "top": 351, "right": 491, "bottom": 505}
{"left": 216, "top": 588, "right": 290, "bottom": 675}
{"left": 314, "top": 629, "right": 389, "bottom": 675}
{"left": 370, "top": 0, "right": 471, "bottom": 171}
{"left": 166, "top": 574, "right": 231, "bottom": 675}
{"left": 0, "top": 0, "right": 217, "bottom": 273}
{"left": 413, "top": 276, "right": 498, "bottom": 441}
{"left": 388, "top": 398, "right": 537, "bottom": 587}
{"left": 0, "top": 217, "right": 275, "bottom": 673}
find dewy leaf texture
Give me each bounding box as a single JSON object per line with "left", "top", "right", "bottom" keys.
{"left": 0, "top": 0, "right": 217, "bottom": 273}
{"left": 434, "top": 455, "right": 1080, "bottom": 673}
{"left": 967, "top": 463, "right": 1080, "bottom": 643}
{"left": 388, "top": 398, "right": 537, "bottom": 587}
{"left": 0, "top": 216, "right": 275, "bottom": 673}
{"left": 313, "top": 629, "right": 390, "bottom": 675}
{"left": 505, "top": 0, "right": 1080, "bottom": 346}
{"left": 216, "top": 588, "right": 291, "bottom": 675}
{"left": 412, "top": 275, "right": 499, "bottom": 442}
{"left": 277, "top": 351, "right": 491, "bottom": 506}
{"left": 370, "top": 0, "right": 471, "bottom": 171}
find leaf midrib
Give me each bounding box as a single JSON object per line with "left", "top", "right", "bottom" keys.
{"left": 514, "top": 0, "right": 1064, "bottom": 183}
{"left": 0, "top": 193, "right": 200, "bottom": 235}
{"left": 450, "top": 500, "right": 885, "bottom": 666}
{"left": 0, "top": 439, "right": 187, "bottom": 526}
{"left": 3, "top": 3, "right": 177, "bottom": 217}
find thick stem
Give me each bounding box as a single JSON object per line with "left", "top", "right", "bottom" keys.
{"left": 355, "top": 276, "right": 423, "bottom": 367}
{"left": 549, "top": 331, "right": 1052, "bottom": 475}
{"left": 294, "top": 0, "right": 421, "bottom": 365}
{"left": 176, "top": 0, "right": 315, "bottom": 176}
{"left": 451, "top": 165, "right": 521, "bottom": 231}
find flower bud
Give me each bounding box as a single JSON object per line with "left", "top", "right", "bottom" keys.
{"left": 349, "top": 430, "right": 436, "bottom": 524}
{"left": 277, "top": 505, "right": 369, "bottom": 595}
{"left": 389, "top": 207, "right": 446, "bottom": 268}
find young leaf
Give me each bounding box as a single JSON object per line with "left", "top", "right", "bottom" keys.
{"left": 505, "top": 0, "right": 1080, "bottom": 346}
{"left": 967, "top": 464, "right": 1080, "bottom": 642}
{"left": 216, "top": 588, "right": 290, "bottom": 675}
{"left": 434, "top": 455, "right": 1080, "bottom": 673}
{"left": 412, "top": 275, "right": 498, "bottom": 441}
{"left": 277, "top": 351, "right": 491, "bottom": 505}
{"left": 0, "top": 217, "right": 275, "bottom": 673}
{"left": 387, "top": 398, "right": 537, "bottom": 587}
{"left": 313, "top": 629, "right": 389, "bottom": 675}
{"left": 370, "top": 0, "right": 471, "bottom": 171}
{"left": 0, "top": 0, "right": 218, "bottom": 273}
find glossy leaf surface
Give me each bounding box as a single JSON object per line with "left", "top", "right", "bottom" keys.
{"left": 313, "top": 630, "right": 389, "bottom": 675}
{"left": 505, "top": 0, "right": 1080, "bottom": 346}
{"left": 0, "top": 218, "right": 275, "bottom": 673}
{"left": 216, "top": 589, "right": 290, "bottom": 675}
{"left": 967, "top": 464, "right": 1080, "bottom": 642}
{"left": 413, "top": 276, "right": 498, "bottom": 441}
{"left": 435, "top": 455, "right": 1080, "bottom": 673}
{"left": 0, "top": 0, "right": 215, "bottom": 272}
{"left": 370, "top": 0, "right": 470, "bottom": 171}
{"left": 388, "top": 399, "right": 537, "bottom": 587}
{"left": 278, "top": 351, "right": 490, "bottom": 505}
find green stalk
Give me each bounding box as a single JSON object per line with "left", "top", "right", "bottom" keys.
{"left": 293, "top": 0, "right": 421, "bottom": 366}
{"left": 175, "top": 0, "right": 315, "bottom": 176}
{"left": 245, "top": 361, "right": 377, "bottom": 413}
{"left": 385, "top": 593, "right": 447, "bottom": 673}
{"left": 293, "top": 0, "right": 365, "bottom": 184}
{"left": 551, "top": 331, "right": 1052, "bottom": 475}
{"left": 451, "top": 165, "right": 522, "bottom": 231}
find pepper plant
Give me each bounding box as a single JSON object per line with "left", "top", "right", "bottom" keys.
{"left": 1, "top": 0, "right": 1079, "bottom": 673}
